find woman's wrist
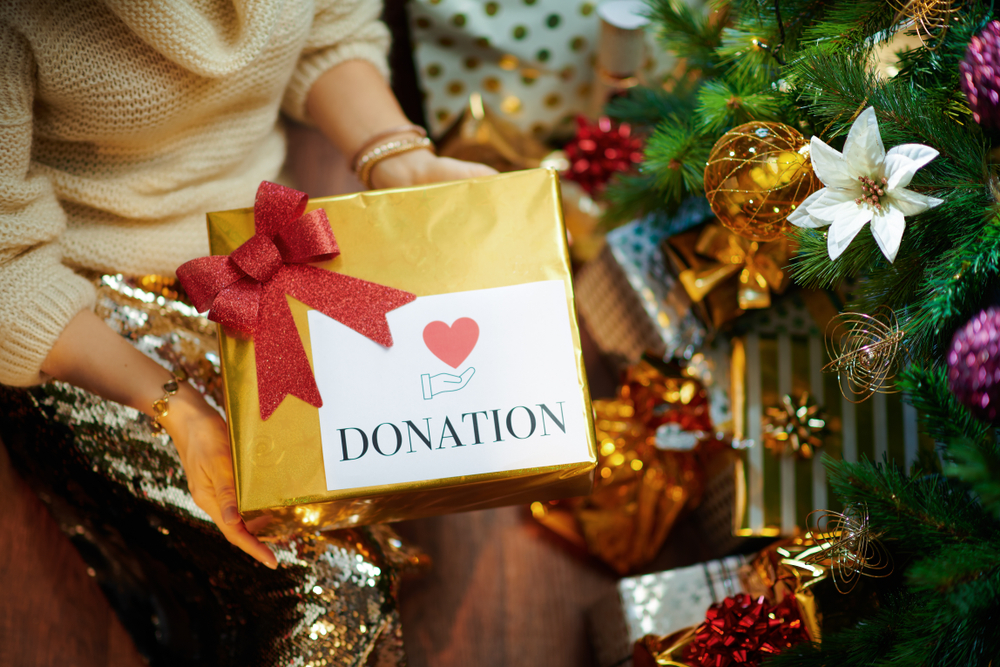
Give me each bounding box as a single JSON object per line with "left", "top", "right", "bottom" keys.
{"left": 368, "top": 147, "right": 437, "bottom": 189}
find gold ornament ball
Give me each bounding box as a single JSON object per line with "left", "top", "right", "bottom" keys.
{"left": 703, "top": 121, "right": 820, "bottom": 242}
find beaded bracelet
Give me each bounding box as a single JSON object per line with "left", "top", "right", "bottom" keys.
{"left": 150, "top": 367, "right": 188, "bottom": 434}
{"left": 355, "top": 136, "right": 434, "bottom": 190}
{"left": 349, "top": 124, "right": 428, "bottom": 173}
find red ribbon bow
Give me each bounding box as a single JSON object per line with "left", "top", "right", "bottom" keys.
{"left": 177, "top": 182, "right": 416, "bottom": 420}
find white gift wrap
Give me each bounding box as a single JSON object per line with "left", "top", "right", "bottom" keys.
{"left": 586, "top": 555, "right": 749, "bottom": 667}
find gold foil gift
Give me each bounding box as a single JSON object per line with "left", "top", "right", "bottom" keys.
{"left": 531, "top": 359, "right": 726, "bottom": 574}
{"left": 206, "top": 169, "right": 597, "bottom": 536}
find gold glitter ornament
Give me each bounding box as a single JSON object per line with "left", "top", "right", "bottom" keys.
{"left": 703, "top": 121, "right": 821, "bottom": 242}
{"left": 761, "top": 392, "right": 828, "bottom": 459}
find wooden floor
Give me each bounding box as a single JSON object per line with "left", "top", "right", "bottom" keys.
{"left": 0, "top": 125, "right": 714, "bottom": 667}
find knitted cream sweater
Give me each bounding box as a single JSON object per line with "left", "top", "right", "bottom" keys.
{"left": 0, "top": 0, "right": 389, "bottom": 387}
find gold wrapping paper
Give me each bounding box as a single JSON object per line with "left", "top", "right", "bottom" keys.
{"left": 207, "top": 169, "right": 597, "bottom": 535}
{"left": 531, "top": 360, "right": 725, "bottom": 574}
{"left": 740, "top": 536, "right": 829, "bottom": 643}
{"left": 436, "top": 93, "right": 552, "bottom": 172}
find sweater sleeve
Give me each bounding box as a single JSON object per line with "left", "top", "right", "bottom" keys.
{"left": 0, "top": 23, "right": 96, "bottom": 387}
{"left": 281, "top": 0, "right": 391, "bottom": 125}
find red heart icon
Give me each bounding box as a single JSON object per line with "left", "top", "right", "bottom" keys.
{"left": 423, "top": 318, "right": 479, "bottom": 368}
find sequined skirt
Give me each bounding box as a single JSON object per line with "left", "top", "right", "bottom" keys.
{"left": 0, "top": 275, "right": 424, "bottom": 667}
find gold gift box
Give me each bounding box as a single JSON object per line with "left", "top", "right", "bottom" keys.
{"left": 207, "top": 169, "right": 597, "bottom": 535}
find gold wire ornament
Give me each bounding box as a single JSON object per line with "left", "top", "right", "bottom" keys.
{"left": 890, "top": 0, "right": 959, "bottom": 50}
{"left": 802, "top": 504, "right": 893, "bottom": 594}
{"left": 823, "top": 306, "right": 907, "bottom": 402}
{"left": 703, "top": 121, "right": 821, "bottom": 242}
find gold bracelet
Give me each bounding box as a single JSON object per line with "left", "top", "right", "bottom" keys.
{"left": 349, "top": 124, "right": 428, "bottom": 172}
{"left": 356, "top": 136, "right": 434, "bottom": 190}
{"left": 150, "top": 367, "right": 188, "bottom": 434}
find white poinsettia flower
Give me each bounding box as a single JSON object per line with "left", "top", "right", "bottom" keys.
{"left": 787, "top": 107, "right": 943, "bottom": 263}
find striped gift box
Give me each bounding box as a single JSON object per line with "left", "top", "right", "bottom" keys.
{"left": 706, "top": 292, "right": 933, "bottom": 537}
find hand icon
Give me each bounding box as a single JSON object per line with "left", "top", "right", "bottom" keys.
{"left": 422, "top": 367, "right": 476, "bottom": 400}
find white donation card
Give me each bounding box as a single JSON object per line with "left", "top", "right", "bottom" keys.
{"left": 308, "top": 280, "right": 591, "bottom": 492}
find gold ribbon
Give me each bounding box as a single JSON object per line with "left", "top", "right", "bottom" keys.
{"left": 741, "top": 535, "right": 829, "bottom": 643}
{"left": 634, "top": 627, "right": 698, "bottom": 667}
{"left": 677, "top": 224, "right": 792, "bottom": 310}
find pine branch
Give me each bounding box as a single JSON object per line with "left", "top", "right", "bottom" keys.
{"left": 907, "top": 543, "right": 1000, "bottom": 594}
{"left": 694, "top": 79, "right": 783, "bottom": 133}
{"left": 944, "top": 439, "right": 1000, "bottom": 520}
{"left": 602, "top": 171, "right": 671, "bottom": 228}
{"left": 826, "top": 458, "right": 1000, "bottom": 553}
{"left": 645, "top": 0, "right": 728, "bottom": 76}
{"left": 642, "top": 115, "right": 714, "bottom": 202}
{"left": 604, "top": 84, "right": 696, "bottom": 130}
{"left": 898, "top": 364, "right": 993, "bottom": 448}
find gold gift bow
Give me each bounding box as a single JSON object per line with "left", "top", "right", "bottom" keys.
{"left": 678, "top": 223, "right": 792, "bottom": 311}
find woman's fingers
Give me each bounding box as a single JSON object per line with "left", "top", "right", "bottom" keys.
{"left": 428, "top": 156, "right": 497, "bottom": 182}
{"left": 192, "top": 483, "right": 278, "bottom": 569}
{"left": 216, "top": 482, "right": 242, "bottom": 526}
{"left": 218, "top": 518, "right": 278, "bottom": 569}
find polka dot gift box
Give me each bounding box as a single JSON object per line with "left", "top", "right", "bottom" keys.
{"left": 408, "top": 0, "right": 680, "bottom": 138}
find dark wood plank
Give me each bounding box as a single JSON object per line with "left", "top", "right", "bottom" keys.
{"left": 0, "top": 438, "right": 145, "bottom": 667}
{"left": 395, "top": 507, "right": 618, "bottom": 667}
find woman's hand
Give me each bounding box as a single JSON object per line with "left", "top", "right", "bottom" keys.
{"left": 162, "top": 384, "right": 278, "bottom": 569}
{"left": 369, "top": 148, "right": 497, "bottom": 190}
{"left": 43, "top": 310, "right": 277, "bottom": 569}
{"left": 306, "top": 61, "right": 497, "bottom": 190}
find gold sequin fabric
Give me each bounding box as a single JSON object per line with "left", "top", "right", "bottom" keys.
{"left": 0, "top": 275, "right": 426, "bottom": 667}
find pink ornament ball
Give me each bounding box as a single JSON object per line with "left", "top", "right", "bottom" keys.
{"left": 948, "top": 306, "right": 1000, "bottom": 423}
{"left": 961, "top": 21, "right": 1000, "bottom": 129}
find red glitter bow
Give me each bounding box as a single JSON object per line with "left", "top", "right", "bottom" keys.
{"left": 680, "top": 593, "right": 810, "bottom": 666}
{"left": 177, "top": 182, "right": 416, "bottom": 420}
{"left": 563, "top": 115, "right": 644, "bottom": 196}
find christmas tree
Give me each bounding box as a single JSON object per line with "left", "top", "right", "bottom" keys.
{"left": 606, "top": 1, "right": 1000, "bottom": 664}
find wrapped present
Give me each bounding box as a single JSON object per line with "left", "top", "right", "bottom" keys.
{"left": 703, "top": 292, "right": 935, "bottom": 537}
{"left": 574, "top": 201, "right": 712, "bottom": 370}
{"left": 408, "top": 0, "right": 677, "bottom": 137}
{"left": 530, "top": 360, "right": 724, "bottom": 574}
{"left": 560, "top": 179, "right": 607, "bottom": 263}
{"left": 186, "top": 169, "right": 597, "bottom": 535}
{"left": 587, "top": 554, "right": 750, "bottom": 667}
{"left": 627, "top": 537, "right": 836, "bottom": 667}
{"left": 436, "top": 92, "right": 555, "bottom": 172}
